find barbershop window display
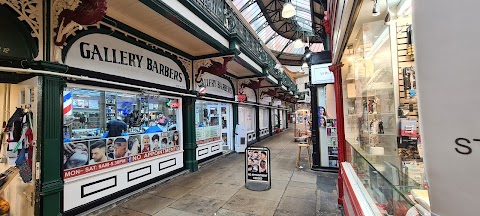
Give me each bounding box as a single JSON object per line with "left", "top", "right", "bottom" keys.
{"left": 62, "top": 88, "right": 181, "bottom": 178}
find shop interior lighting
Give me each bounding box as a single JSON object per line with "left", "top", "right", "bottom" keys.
{"left": 365, "top": 26, "right": 389, "bottom": 60}
{"left": 397, "top": 0, "right": 412, "bottom": 17}
{"left": 282, "top": 1, "right": 296, "bottom": 18}
{"left": 373, "top": 0, "right": 381, "bottom": 16}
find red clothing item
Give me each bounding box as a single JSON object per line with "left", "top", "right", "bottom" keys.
{"left": 142, "top": 146, "right": 150, "bottom": 153}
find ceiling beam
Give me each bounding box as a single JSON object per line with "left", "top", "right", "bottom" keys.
{"left": 240, "top": 0, "right": 256, "bottom": 12}
{"left": 255, "top": 21, "right": 270, "bottom": 33}
{"left": 249, "top": 11, "right": 264, "bottom": 24}
{"left": 276, "top": 39, "right": 294, "bottom": 58}
{"left": 264, "top": 32, "right": 279, "bottom": 45}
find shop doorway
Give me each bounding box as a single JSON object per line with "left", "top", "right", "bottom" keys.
{"left": 238, "top": 105, "right": 256, "bottom": 145}
{"left": 195, "top": 101, "right": 233, "bottom": 154}
{"left": 0, "top": 77, "right": 39, "bottom": 216}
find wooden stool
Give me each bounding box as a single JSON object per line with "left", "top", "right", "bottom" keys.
{"left": 296, "top": 139, "right": 311, "bottom": 168}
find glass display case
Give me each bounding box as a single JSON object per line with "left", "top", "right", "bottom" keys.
{"left": 346, "top": 20, "right": 400, "bottom": 170}
{"left": 346, "top": 142, "right": 421, "bottom": 215}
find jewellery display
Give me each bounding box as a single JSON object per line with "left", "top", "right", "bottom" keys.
{"left": 378, "top": 120, "right": 384, "bottom": 134}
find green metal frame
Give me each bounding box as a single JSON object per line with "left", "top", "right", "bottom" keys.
{"left": 183, "top": 97, "right": 198, "bottom": 172}
{"left": 39, "top": 75, "right": 66, "bottom": 216}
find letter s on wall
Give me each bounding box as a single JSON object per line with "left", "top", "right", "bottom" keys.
{"left": 455, "top": 138, "right": 473, "bottom": 155}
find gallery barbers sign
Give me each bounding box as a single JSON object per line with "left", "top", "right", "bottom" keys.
{"left": 64, "top": 33, "right": 187, "bottom": 89}
{"left": 196, "top": 73, "right": 234, "bottom": 98}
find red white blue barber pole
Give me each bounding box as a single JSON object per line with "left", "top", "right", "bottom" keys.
{"left": 198, "top": 84, "right": 206, "bottom": 97}
{"left": 63, "top": 91, "right": 73, "bottom": 116}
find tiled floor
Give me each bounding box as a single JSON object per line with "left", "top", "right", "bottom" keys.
{"left": 89, "top": 129, "right": 343, "bottom": 216}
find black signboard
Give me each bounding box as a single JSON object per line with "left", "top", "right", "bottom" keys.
{"left": 245, "top": 147, "right": 271, "bottom": 187}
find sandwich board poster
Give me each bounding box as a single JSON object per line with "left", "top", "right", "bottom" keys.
{"left": 245, "top": 147, "right": 270, "bottom": 182}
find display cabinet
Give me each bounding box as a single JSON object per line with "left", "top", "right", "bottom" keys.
{"left": 344, "top": 20, "right": 400, "bottom": 171}
{"left": 346, "top": 141, "right": 422, "bottom": 215}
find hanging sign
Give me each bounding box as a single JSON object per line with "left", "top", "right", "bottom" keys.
{"left": 64, "top": 33, "right": 187, "bottom": 89}
{"left": 195, "top": 73, "right": 234, "bottom": 98}
{"left": 260, "top": 96, "right": 272, "bottom": 105}
{"left": 237, "top": 94, "right": 247, "bottom": 102}
{"left": 414, "top": 0, "right": 479, "bottom": 215}
{"left": 273, "top": 100, "right": 281, "bottom": 106}
{"left": 311, "top": 63, "right": 334, "bottom": 84}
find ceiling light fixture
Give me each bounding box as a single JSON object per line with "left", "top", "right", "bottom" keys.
{"left": 373, "top": 0, "right": 381, "bottom": 16}
{"left": 294, "top": 39, "right": 303, "bottom": 48}
{"left": 301, "top": 62, "right": 308, "bottom": 68}
{"left": 282, "top": 2, "right": 296, "bottom": 18}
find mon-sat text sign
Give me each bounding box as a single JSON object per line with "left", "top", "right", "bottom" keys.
{"left": 245, "top": 147, "right": 271, "bottom": 186}
{"left": 414, "top": 0, "right": 480, "bottom": 215}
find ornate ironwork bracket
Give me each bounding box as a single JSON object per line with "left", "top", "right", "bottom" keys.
{"left": 52, "top": 0, "right": 107, "bottom": 62}
{"left": 193, "top": 56, "right": 233, "bottom": 84}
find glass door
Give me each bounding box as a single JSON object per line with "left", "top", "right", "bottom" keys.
{"left": 220, "top": 103, "right": 233, "bottom": 151}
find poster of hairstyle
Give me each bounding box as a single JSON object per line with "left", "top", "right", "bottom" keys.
{"left": 151, "top": 133, "right": 162, "bottom": 151}
{"left": 89, "top": 139, "right": 108, "bottom": 164}
{"left": 170, "top": 131, "right": 180, "bottom": 146}
{"left": 141, "top": 134, "right": 151, "bottom": 153}
{"left": 246, "top": 149, "right": 269, "bottom": 181}
{"left": 113, "top": 137, "right": 128, "bottom": 158}
{"left": 127, "top": 135, "right": 142, "bottom": 156}
{"left": 63, "top": 141, "right": 89, "bottom": 169}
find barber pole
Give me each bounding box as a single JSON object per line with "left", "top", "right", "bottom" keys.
{"left": 63, "top": 91, "right": 73, "bottom": 115}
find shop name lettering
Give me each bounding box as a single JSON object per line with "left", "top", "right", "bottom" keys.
{"left": 79, "top": 42, "right": 183, "bottom": 82}
{"left": 202, "top": 79, "right": 232, "bottom": 93}
{"left": 455, "top": 138, "right": 480, "bottom": 155}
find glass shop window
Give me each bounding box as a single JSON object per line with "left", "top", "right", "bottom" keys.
{"left": 195, "top": 101, "right": 221, "bottom": 145}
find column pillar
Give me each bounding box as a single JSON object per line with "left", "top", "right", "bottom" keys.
{"left": 268, "top": 108, "right": 272, "bottom": 136}
{"left": 330, "top": 64, "right": 345, "bottom": 205}
{"left": 255, "top": 106, "right": 260, "bottom": 142}
{"left": 183, "top": 97, "right": 198, "bottom": 172}
{"left": 277, "top": 109, "right": 280, "bottom": 131}
{"left": 311, "top": 84, "right": 320, "bottom": 168}
{"left": 40, "top": 75, "right": 65, "bottom": 216}
{"left": 232, "top": 103, "right": 238, "bottom": 148}
{"left": 285, "top": 109, "right": 289, "bottom": 129}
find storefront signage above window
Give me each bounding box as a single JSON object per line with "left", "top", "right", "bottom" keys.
{"left": 311, "top": 63, "right": 334, "bottom": 84}
{"left": 64, "top": 33, "right": 187, "bottom": 90}
{"left": 195, "top": 73, "right": 234, "bottom": 98}
{"left": 272, "top": 100, "right": 281, "bottom": 106}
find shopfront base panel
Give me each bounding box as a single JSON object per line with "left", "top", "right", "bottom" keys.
{"left": 247, "top": 131, "right": 256, "bottom": 145}
{"left": 196, "top": 141, "right": 223, "bottom": 161}
{"left": 259, "top": 127, "right": 269, "bottom": 139}
{"left": 63, "top": 151, "right": 184, "bottom": 212}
